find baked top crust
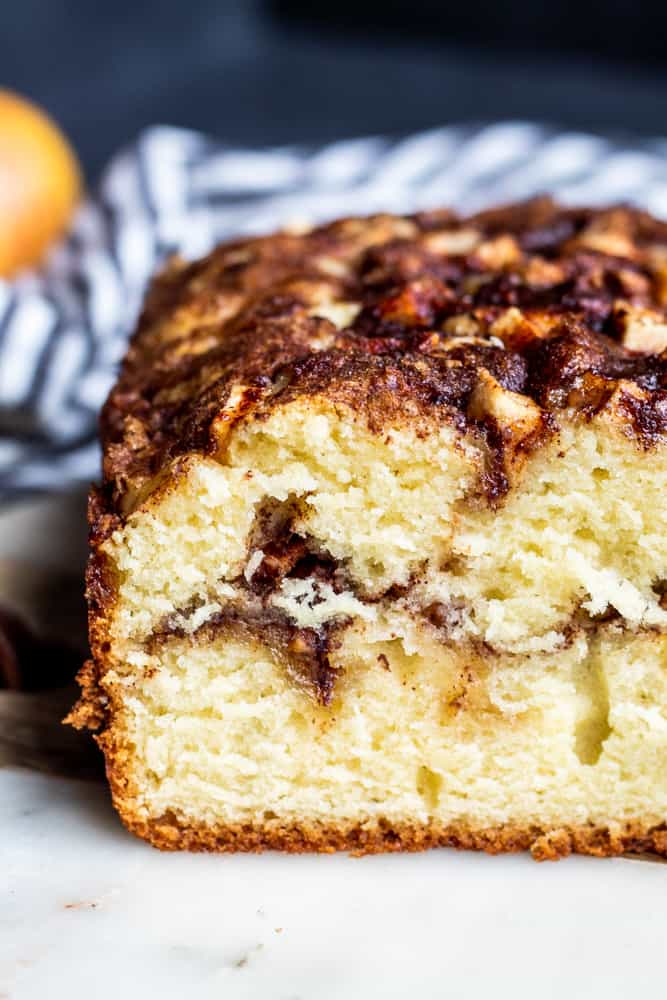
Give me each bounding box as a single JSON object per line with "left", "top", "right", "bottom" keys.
{"left": 96, "top": 197, "right": 667, "bottom": 526}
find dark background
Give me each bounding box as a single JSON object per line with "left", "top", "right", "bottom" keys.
{"left": 2, "top": 0, "right": 667, "bottom": 181}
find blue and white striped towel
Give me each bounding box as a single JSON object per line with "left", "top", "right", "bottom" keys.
{"left": 3, "top": 120, "right": 667, "bottom": 495}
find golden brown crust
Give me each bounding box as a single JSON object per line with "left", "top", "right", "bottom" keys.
{"left": 63, "top": 658, "right": 108, "bottom": 730}
{"left": 119, "top": 807, "right": 667, "bottom": 862}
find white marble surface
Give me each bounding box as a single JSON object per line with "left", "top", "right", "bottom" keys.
{"left": 3, "top": 765, "right": 667, "bottom": 999}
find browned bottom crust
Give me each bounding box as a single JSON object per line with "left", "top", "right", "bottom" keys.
{"left": 118, "top": 809, "right": 667, "bottom": 861}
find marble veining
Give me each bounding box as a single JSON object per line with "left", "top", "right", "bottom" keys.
{"left": 3, "top": 767, "right": 667, "bottom": 1000}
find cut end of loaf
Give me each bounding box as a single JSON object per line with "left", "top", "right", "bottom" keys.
{"left": 73, "top": 200, "right": 667, "bottom": 858}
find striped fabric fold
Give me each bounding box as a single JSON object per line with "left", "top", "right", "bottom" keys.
{"left": 3, "top": 119, "right": 667, "bottom": 494}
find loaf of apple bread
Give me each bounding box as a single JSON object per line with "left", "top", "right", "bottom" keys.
{"left": 68, "top": 198, "right": 667, "bottom": 859}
